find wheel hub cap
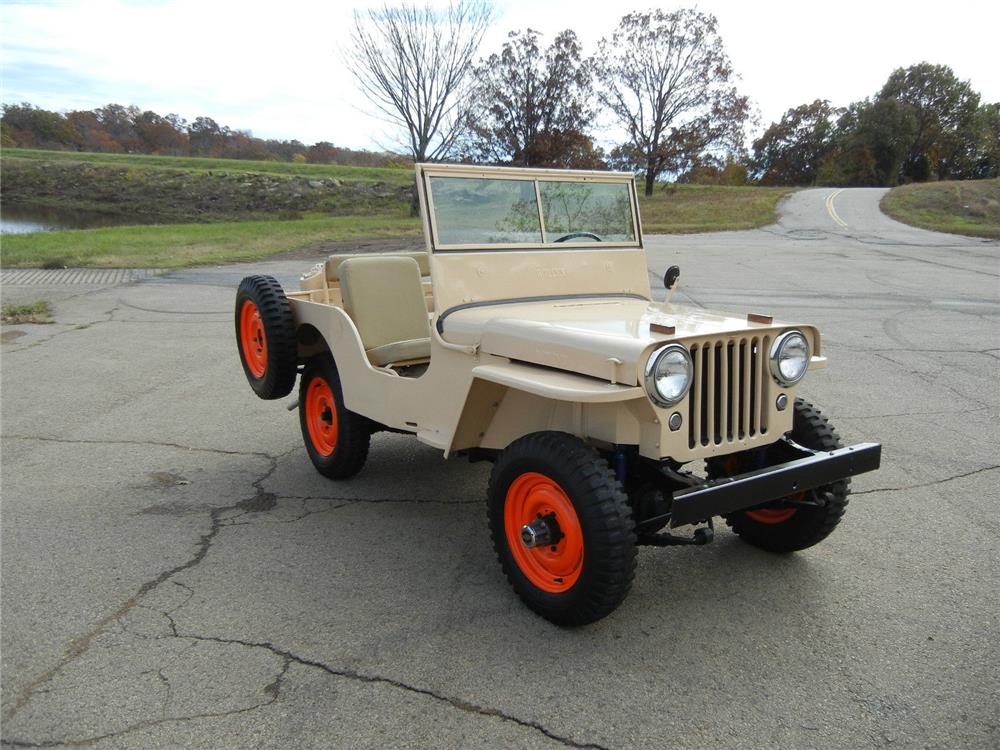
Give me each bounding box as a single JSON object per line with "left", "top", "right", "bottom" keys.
{"left": 504, "top": 473, "right": 583, "bottom": 593}
{"left": 304, "top": 378, "right": 338, "bottom": 457}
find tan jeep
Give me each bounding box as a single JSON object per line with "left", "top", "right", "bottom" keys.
{"left": 235, "top": 163, "right": 881, "bottom": 625}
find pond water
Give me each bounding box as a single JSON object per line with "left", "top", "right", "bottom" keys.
{"left": 0, "top": 204, "right": 147, "bottom": 234}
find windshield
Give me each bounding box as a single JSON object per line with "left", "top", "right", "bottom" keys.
{"left": 427, "top": 175, "right": 637, "bottom": 248}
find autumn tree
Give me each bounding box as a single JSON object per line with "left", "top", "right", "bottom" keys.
{"left": 464, "top": 28, "right": 601, "bottom": 168}
{"left": 94, "top": 104, "right": 141, "bottom": 152}
{"left": 347, "top": 0, "right": 493, "bottom": 163}
{"left": 593, "top": 9, "right": 749, "bottom": 195}
{"left": 188, "top": 116, "right": 224, "bottom": 156}
{"left": 813, "top": 102, "right": 899, "bottom": 187}
{"left": 879, "top": 63, "right": 980, "bottom": 181}
{"left": 751, "top": 100, "right": 840, "bottom": 185}
{"left": 967, "top": 103, "right": 1000, "bottom": 178}
{"left": 306, "top": 141, "right": 343, "bottom": 164}
{"left": 1, "top": 102, "right": 77, "bottom": 148}
{"left": 134, "top": 110, "right": 187, "bottom": 155}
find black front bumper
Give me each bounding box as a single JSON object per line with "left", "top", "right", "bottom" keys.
{"left": 668, "top": 441, "right": 882, "bottom": 527}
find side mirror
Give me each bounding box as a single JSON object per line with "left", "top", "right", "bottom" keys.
{"left": 663, "top": 265, "right": 681, "bottom": 290}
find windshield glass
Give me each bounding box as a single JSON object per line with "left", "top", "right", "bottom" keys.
{"left": 538, "top": 181, "right": 635, "bottom": 242}
{"left": 428, "top": 175, "right": 636, "bottom": 248}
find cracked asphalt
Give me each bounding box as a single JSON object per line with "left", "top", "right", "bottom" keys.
{"left": 2, "top": 187, "right": 998, "bottom": 749}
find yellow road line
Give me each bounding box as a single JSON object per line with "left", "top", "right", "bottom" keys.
{"left": 825, "top": 189, "right": 848, "bottom": 228}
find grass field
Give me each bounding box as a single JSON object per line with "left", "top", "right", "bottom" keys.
{"left": 1, "top": 214, "right": 420, "bottom": 268}
{"left": 639, "top": 184, "right": 796, "bottom": 233}
{"left": 880, "top": 179, "right": 1000, "bottom": 239}
{"left": 3, "top": 148, "right": 413, "bottom": 185}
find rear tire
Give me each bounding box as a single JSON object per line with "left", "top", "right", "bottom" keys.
{"left": 487, "top": 432, "right": 636, "bottom": 626}
{"left": 299, "top": 354, "right": 371, "bottom": 479}
{"left": 708, "top": 398, "right": 850, "bottom": 553}
{"left": 235, "top": 275, "right": 297, "bottom": 400}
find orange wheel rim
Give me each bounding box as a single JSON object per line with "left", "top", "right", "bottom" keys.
{"left": 504, "top": 472, "right": 583, "bottom": 593}
{"left": 746, "top": 506, "right": 797, "bottom": 524}
{"left": 239, "top": 300, "right": 267, "bottom": 378}
{"left": 305, "top": 377, "right": 338, "bottom": 456}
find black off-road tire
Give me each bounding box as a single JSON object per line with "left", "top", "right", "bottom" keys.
{"left": 709, "top": 398, "right": 850, "bottom": 553}
{"left": 299, "top": 354, "right": 371, "bottom": 479}
{"left": 487, "top": 432, "right": 637, "bottom": 626}
{"left": 235, "top": 275, "right": 297, "bottom": 400}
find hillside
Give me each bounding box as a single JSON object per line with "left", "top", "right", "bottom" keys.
{"left": 2, "top": 149, "right": 413, "bottom": 224}
{"left": 880, "top": 179, "right": 1000, "bottom": 239}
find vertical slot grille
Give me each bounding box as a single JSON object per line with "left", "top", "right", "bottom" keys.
{"left": 688, "top": 337, "right": 770, "bottom": 448}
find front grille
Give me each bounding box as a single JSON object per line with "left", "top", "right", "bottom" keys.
{"left": 688, "top": 336, "right": 771, "bottom": 448}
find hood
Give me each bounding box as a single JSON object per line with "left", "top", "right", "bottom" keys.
{"left": 438, "top": 297, "right": 797, "bottom": 386}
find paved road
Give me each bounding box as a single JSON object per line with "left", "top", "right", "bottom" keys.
{"left": 2, "top": 188, "right": 998, "bottom": 749}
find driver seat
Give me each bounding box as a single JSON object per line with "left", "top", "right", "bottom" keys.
{"left": 339, "top": 256, "right": 432, "bottom": 367}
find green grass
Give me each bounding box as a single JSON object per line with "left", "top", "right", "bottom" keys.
{"left": 2, "top": 148, "right": 413, "bottom": 185}
{"left": 1, "top": 300, "right": 52, "bottom": 324}
{"left": 1, "top": 213, "right": 421, "bottom": 268}
{"left": 880, "top": 179, "right": 1000, "bottom": 239}
{"left": 639, "top": 184, "right": 797, "bottom": 233}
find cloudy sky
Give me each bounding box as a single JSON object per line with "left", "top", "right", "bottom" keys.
{"left": 2, "top": 0, "right": 998, "bottom": 151}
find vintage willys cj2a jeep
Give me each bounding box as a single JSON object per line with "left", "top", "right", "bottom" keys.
{"left": 235, "top": 164, "right": 881, "bottom": 625}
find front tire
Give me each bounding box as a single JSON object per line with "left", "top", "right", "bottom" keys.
{"left": 708, "top": 398, "right": 850, "bottom": 553}
{"left": 299, "top": 354, "right": 370, "bottom": 479}
{"left": 487, "top": 432, "right": 636, "bottom": 626}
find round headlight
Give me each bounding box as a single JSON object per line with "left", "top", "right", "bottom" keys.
{"left": 769, "top": 330, "right": 809, "bottom": 385}
{"left": 644, "top": 344, "right": 693, "bottom": 407}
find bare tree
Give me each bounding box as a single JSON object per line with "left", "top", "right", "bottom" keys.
{"left": 348, "top": 0, "right": 494, "bottom": 164}
{"left": 593, "top": 9, "right": 747, "bottom": 195}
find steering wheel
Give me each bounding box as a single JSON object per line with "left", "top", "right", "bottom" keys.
{"left": 553, "top": 231, "right": 602, "bottom": 243}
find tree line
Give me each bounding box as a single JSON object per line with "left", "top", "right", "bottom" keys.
{"left": 752, "top": 64, "right": 999, "bottom": 186}
{"left": 3, "top": 2, "right": 996, "bottom": 190}
{"left": 348, "top": 2, "right": 997, "bottom": 191}
{"left": 0, "top": 103, "right": 405, "bottom": 168}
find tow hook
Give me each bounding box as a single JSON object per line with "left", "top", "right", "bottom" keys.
{"left": 637, "top": 519, "right": 714, "bottom": 547}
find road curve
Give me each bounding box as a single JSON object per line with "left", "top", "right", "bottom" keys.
{"left": 775, "top": 186, "right": 994, "bottom": 248}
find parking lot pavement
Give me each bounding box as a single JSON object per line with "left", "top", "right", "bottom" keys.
{"left": 2, "top": 188, "right": 998, "bottom": 749}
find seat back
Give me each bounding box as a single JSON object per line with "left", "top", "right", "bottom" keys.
{"left": 326, "top": 251, "right": 429, "bottom": 283}
{"left": 339, "top": 256, "right": 431, "bottom": 353}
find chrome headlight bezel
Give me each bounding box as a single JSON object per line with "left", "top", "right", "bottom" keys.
{"left": 769, "top": 330, "right": 810, "bottom": 386}
{"left": 644, "top": 344, "right": 693, "bottom": 407}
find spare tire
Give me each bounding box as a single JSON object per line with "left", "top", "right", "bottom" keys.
{"left": 235, "top": 275, "right": 297, "bottom": 400}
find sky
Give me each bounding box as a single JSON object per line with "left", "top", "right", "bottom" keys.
{"left": 2, "top": 0, "right": 998, "bottom": 152}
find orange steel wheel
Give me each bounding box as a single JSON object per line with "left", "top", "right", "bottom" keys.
{"left": 745, "top": 506, "right": 798, "bottom": 524}
{"left": 239, "top": 300, "right": 267, "bottom": 378}
{"left": 504, "top": 472, "right": 584, "bottom": 593}
{"left": 721, "top": 455, "right": 798, "bottom": 524}
{"left": 304, "top": 377, "right": 338, "bottom": 457}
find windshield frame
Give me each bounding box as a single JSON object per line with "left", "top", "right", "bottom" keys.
{"left": 416, "top": 163, "right": 643, "bottom": 252}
